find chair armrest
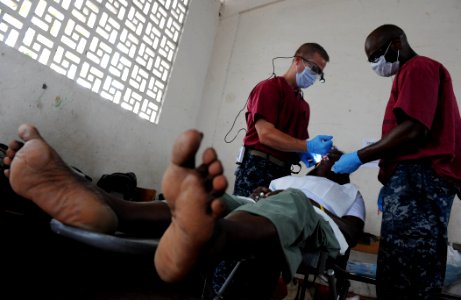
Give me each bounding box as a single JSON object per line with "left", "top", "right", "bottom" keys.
{"left": 49, "top": 219, "right": 158, "bottom": 255}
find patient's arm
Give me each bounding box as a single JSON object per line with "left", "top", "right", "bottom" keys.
{"left": 312, "top": 203, "right": 364, "bottom": 247}
{"left": 249, "top": 186, "right": 286, "bottom": 201}
{"left": 249, "top": 186, "right": 272, "bottom": 201}
{"left": 331, "top": 215, "right": 364, "bottom": 248}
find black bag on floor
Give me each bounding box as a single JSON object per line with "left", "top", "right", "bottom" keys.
{"left": 97, "top": 172, "right": 137, "bottom": 201}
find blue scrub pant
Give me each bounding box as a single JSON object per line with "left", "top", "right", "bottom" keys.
{"left": 377, "top": 163, "right": 455, "bottom": 299}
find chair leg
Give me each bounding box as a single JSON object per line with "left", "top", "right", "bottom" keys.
{"left": 212, "top": 257, "right": 280, "bottom": 300}
{"left": 338, "top": 279, "right": 350, "bottom": 300}
{"left": 213, "top": 259, "right": 246, "bottom": 300}
{"left": 298, "top": 279, "right": 307, "bottom": 300}
{"left": 295, "top": 274, "right": 321, "bottom": 300}
{"left": 326, "top": 269, "right": 337, "bottom": 300}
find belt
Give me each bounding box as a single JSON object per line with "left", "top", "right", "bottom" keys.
{"left": 247, "top": 149, "right": 291, "bottom": 168}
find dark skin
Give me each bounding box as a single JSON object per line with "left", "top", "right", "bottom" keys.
{"left": 206, "top": 149, "right": 367, "bottom": 294}
{"left": 356, "top": 25, "right": 428, "bottom": 164}
{"left": 2, "top": 124, "right": 358, "bottom": 296}
{"left": 249, "top": 149, "right": 364, "bottom": 247}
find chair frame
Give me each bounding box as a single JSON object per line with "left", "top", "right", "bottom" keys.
{"left": 49, "top": 219, "right": 355, "bottom": 300}
{"left": 294, "top": 249, "right": 352, "bottom": 300}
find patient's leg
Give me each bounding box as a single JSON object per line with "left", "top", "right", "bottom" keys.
{"left": 3, "top": 123, "right": 118, "bottom": 233}
{"left": 155, "top": 130, "right": 283, "bottom": 287}
{"left": 155, "top": 129, "right": 228, "bottom": 282}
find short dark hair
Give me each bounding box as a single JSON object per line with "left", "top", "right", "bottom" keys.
{"left": 294, "top": 43, "right": 330, "bottom": 62}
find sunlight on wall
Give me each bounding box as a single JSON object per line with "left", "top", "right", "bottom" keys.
{"left": 0, "top": 0, "right": 189, "bottom": 123}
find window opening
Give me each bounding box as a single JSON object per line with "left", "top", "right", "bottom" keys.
{"left": 0, "top": 0, "right": 190, "bottom": 124}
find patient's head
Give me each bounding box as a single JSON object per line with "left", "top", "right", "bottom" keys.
{"left": 307, "top": 148, "right": 350, "bottom": 185}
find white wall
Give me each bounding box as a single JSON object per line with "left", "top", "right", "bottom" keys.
{"left": 199, "top": 0, "right": 461, "bottom": 242}
{"left": 0, "top": 0, "right": 221, "bottom": 191}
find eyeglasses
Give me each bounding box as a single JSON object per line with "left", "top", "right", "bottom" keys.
{"left": 299, "top": 56, "right": 326, "bottom": 83}
{"left": 368, "top": 41, "right": 392, "bottom": 63}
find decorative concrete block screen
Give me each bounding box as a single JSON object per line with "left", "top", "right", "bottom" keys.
{"left": 0, "top": 0, "right": 189, "bottom": 124}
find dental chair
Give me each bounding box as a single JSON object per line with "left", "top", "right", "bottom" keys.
{"left": 294, "top": 248, "right": 352, "bottom": 300}
{"left": 49, "top": 218, "right": 159, "bottom": 255}
{"left": 49, "top": 218, "right": 208, "bottom": 299}
{"left": 209, "top": 247, "right": 353, "bottom": 300}
{"left": 50, "top": 219, "right": 262, "bottom": 299}
{"left": 49, "top": 218, "right": 356, "bottom": 300}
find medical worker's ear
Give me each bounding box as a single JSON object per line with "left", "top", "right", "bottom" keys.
{"left": 389, "top": 37, "right": 403, "bottom": 54}
{"left": 293, "top": 56, "right": 302, "bottom": 65}
{"left": 294, "top": 56, "right": 305, "bottom": 73}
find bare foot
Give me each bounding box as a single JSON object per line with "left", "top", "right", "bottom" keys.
{"left": 3, "top": 124, "right": 118, "bottom": 233}
{"left": 155, "top": 129, "right": 228, "bottom": 282}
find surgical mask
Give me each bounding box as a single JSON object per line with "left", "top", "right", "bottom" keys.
{"left": 370, "top": 44, "right": 400, "bottom": 77}
{"left": 296, "top": 66, "right": 318, "bottom": 89}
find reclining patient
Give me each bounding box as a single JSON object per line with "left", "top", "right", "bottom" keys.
{"left": 3, "top": 124, "right": 365, "bottom": 299}
{"left": 212, "top": 148, "right": 366, "bottom": 296}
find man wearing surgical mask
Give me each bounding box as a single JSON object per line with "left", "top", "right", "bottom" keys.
{"left": 332, "top": 24, "right": 461, "bottom": 299}
{"left": 233, "top": 43, "right": 334, "bottom": 198}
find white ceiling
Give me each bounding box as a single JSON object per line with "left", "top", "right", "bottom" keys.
{"left": 219, "top": 0, "right": 284, "bottom": 18}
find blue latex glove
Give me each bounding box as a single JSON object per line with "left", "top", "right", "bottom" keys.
{"left": 299, "top": 152, "right": 316, "bottom": 168}
{"left": 332, "top": 151, "right": 362, "bottom": 174}
{"left": 307, "top": 135, "right": 333, "bottom": 155}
